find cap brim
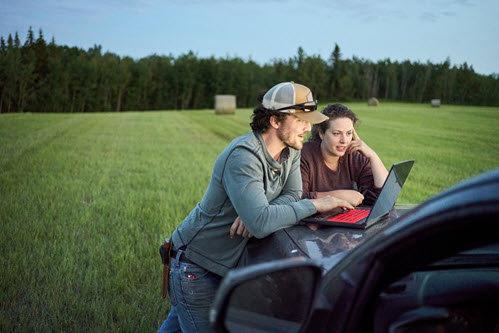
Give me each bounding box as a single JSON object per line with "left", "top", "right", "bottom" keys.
{"left": 293, "top": 111, "right": 329, "bottom": 124}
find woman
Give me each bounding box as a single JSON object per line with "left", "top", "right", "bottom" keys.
{"left": 301, "top": 103, "right": 388, "bottom": 206}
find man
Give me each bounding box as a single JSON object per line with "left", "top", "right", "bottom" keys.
{"left": 158, "top": 82, "right": 353, "bottom": 332}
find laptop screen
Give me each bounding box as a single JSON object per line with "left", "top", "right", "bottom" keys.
{"left": 367, "top": 160, "right": 415, "bottom": 223}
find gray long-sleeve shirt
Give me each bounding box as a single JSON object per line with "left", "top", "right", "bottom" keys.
{"left": 171, "top": 131, "right": 317, "bottom": 276}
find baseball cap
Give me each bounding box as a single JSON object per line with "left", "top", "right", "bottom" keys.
{"left": 262, "top": 82, "right": 329, "bottom": 124}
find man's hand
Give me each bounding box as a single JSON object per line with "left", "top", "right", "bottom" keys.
{"left": 230, "top": 216, "right": 253, "bottom": 239}
{"left": 310, "top": 196, "right": 355, "bottom": 213}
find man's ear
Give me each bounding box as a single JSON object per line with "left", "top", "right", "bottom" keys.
{"left": 269, "top": 116, "right": 280, "bottom": 129}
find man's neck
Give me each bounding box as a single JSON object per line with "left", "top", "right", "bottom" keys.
{"left": 261, "top": 130, "right": 285, "bottom": 163}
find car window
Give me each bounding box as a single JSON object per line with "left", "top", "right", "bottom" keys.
{"left": 373, "top": 242, "right": 499, "bottom": 333}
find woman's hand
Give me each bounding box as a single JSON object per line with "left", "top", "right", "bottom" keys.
{"left": 348, "top": 128, "right": 389, "bottom": 188}
{"left": 334, "top": 190, "right": 364, "bottom": 206}
{"left": 317, "top": 189, "right": 364, "bottom": 206}
{"left": 230, "top": 216, "right": 253, "bottom": 239}
{"left": 348, "top": 128, "right": 375, "bottom": 159}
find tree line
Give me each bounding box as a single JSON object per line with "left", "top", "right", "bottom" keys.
{"left": 1, "top": 27, "right": 498, "bottom": 113}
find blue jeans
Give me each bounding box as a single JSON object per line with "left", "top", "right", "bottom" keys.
{"left": 158, "top": 251, "right": 222, "bottom": 333}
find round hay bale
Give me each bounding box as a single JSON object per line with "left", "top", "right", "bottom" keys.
{"left": 368, "top": 97, "right": 379, "bottom": 106}
{"left": 215, "top": 95, "right": 236, "bottom": 115}
{"left": 431, "top": 99, "right": 441, "bottom": 107}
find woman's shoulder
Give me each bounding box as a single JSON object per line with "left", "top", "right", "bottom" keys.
{"left": 346, "top": 151, "right": 370, "bottom": 167}
{"left": 302, "top": 140, "right": 320, "bottom": 156}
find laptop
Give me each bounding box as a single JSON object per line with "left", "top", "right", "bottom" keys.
{"left": 302, "top": 159, "right": 415, "bottom": 229}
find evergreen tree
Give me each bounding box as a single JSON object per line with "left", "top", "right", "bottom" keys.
{"left": 328, "top": 43, "right": 342, "bottom": 97}
{"left": 0, "top": 37, "right": 6, "bottom": 52}
{"left": 14, "top": 32, "right": 21, "bottom": 49}
{"left": 24, "top": 26, "right": 35, "bottom": 48}
{"left": 33, "top": 29, "right": 49, "bottom": 112}
{"left": 1, "top": 27, "right": 498, "bottom": 113}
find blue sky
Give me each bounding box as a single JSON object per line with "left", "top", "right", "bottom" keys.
{"left": 1, "top": 0, "right": 498, "bottom": 75}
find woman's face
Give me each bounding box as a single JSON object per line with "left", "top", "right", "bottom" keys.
{"left": 320, "top": 117, "right": 354, "bottom": 158}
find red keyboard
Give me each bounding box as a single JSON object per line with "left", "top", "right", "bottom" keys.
{"left": 326, "top": 209, "right": 370, "bottom": 223}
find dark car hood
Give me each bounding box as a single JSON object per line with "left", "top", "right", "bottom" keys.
{"left": 239, "top": 205, "right": 416, "bottom": 272}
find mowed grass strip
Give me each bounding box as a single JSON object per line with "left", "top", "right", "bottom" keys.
{"left": 0, "top": 111, "right": 239, "bottom": 332}
{"left": 1, "top": 103, "right": 498, "bottom": 331}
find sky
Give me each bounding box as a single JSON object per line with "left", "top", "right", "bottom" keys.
{"left": 1, "top": 0, "right": 498, "bottom": 76}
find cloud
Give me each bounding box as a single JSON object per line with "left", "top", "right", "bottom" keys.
{"left": 310, "top": 0, "right": 409, "bottom": 23}
{"left": 440, "top": 11, "right": 456, "bottom": 17}
{"left": 453, "top": 0, "right": 475, "bottom": 7}
{"left": 421, "top": 11, "right": 438, "bottom": 22}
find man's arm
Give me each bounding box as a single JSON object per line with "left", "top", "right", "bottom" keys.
{"left": 222, "top": 148, "right": 315, "bottom": 238}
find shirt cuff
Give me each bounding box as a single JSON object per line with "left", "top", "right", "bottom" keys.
{"left": 290, "top": 199, "right": 317, "bottom": 221}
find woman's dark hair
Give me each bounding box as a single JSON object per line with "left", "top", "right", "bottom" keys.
{"left": 250, "top": 90, "right": 287, "bottom": 132}
{"left": 309, "top": 103, "right": 359, "bottom": 141}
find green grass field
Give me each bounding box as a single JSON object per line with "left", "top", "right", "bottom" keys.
{"left": 1, "top": 102, "right": 498, "bottom": 332}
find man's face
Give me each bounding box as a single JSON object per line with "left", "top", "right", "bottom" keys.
{"left": 276, "top": 115, "right": 312, "bottom": 150}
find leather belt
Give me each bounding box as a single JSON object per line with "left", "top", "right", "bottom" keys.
{"left": 170, "top": 246, "right": 195, "bottom": 264}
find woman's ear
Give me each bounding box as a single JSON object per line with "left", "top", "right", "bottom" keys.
{"left": 319, "top": 130, "right": 324, "bottom": 140}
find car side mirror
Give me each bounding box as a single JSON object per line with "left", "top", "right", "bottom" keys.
{"left": 210, "top": 257, "right": 322, "bottom": 333}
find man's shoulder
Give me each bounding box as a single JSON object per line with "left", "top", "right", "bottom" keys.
{"left": 227, "top": 132, "right": 260, "bottom": 152}
{"left": 218, "top": 132, "right": 262, "bottom": 161}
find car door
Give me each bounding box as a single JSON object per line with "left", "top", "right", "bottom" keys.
{"left": 315, "top": 169, "right": 499, "bottom": 333}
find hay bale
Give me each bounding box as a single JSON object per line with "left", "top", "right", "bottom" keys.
{"left": 368, "top": 97, "right": 379, "bottom": 106}
{"left": 215, "top": 95, "right": 236, "bottom": 114}
{"left": 431, "top": 99, "right": 441, "bottom": 107}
